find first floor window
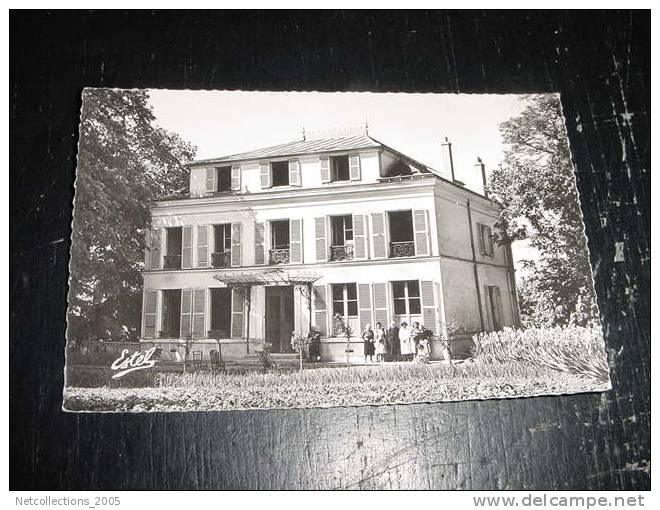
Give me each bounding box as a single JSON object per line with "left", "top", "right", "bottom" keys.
{"left": 392, "top": 280, "right": 421, "bottom": 315}
{"left": 270, "top": 220, "right": 290, "bottom": 250}
{"left": 160, "top": 289, "right": 182, "bottom": 337}
{"left": 213, "top": 224, "right": 231, "bottom": 253}
{"left": 478, "top": 223, "right": 494, "bottom": 256}
{"left": 331, "top": 215, "right": 353, "bottom": 245}
{"left": 332, "top": 283, "right": 358, "bottom": 317}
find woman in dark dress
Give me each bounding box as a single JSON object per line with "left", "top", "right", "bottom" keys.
{"left": 386, "top": 321, "right": 400, "bottom": 361}
{"left": 362, "top": 323, "right": 375, "bottom": 363}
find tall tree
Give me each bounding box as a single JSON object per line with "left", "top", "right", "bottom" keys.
{"left": 488, "top": 95, "right": 598, "bottom": 327}
{"left": 68, "top": 89, "right": 195, "bottom": 342}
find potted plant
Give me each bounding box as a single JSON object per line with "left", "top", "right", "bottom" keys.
{"left": 290, "top": 332, "right": 312, "bottom": 371}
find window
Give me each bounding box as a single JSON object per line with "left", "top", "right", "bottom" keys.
{"left": 160, "top": 289, "right": 182, "bottom": 337}
{"left": 210, "top": 288, "right": 232, "bottom": 337}
{"left": 270, "top": 220, "right": 290, "bottom": 249}
{"left": 388, "top": 210, "right": 415, "bottom": 258}
{"left": 332, "top": 283, "right": 358, "bottom": 317}
{"left": 478, "top": 223, "right": 494, "bottom": 256}
{"left": 213, "top": 224, "right": 231, "bottom": 253}
{"left": 216, "top": 166, "right": 232, "bottom": 192}
{"left": 271, "top": 161, "right": 289, "bottom": 187}
{"left": 330, "top": 155, "right": 350, "bottom": 182}
{"left": 331, "top": 215, "right": 353, "bottom": 245}
{"left": 392, "top": 280, "right": 421, "bottom": 315}
{"left": 487, "top": 286, "right": 503, "bottom": 330}
{"left": 164, "top": 227, "right": 182, "bottom": 269}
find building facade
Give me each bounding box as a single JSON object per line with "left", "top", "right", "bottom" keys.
{"left": 140, "top": 134, "right": 520, "bottom": 361}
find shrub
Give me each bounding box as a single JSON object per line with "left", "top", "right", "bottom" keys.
{"left": 472, "top": 326, "right": 609, "bottom": 383}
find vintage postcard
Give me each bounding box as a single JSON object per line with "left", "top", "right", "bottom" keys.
{"left": 63, "top": 89, "right": 610, "bottom": 412}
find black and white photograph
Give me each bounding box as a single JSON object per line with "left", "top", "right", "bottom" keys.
{"left": 62, "top": 89, "right": 610, "bottom": 412}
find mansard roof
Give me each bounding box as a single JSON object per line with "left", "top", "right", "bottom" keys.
{"left": 187, "top": 134, "right": 435, "bottom": 175}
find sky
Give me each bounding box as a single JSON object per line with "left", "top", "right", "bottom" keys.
{"left": 148, "top": 89, "right": 530, "bottom": 194}
{"left": 148, "top": 90, "right": 540, "bottom": 274}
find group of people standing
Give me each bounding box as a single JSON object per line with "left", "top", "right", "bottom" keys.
{"left": 361, "top": 321, "right": 431, "bottom": 364}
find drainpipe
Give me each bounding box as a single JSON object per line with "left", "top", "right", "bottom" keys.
{"left": 466, "top": 199, "right": 485, "bottom": 331}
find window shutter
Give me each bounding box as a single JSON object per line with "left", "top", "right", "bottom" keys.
{"left": 477, "top": 224, "right": 486, "bottom": 255}
{"left": 372, "top": 283, "right": 388, "bottom": 327}
{"left": 231, "top": 223, "right": 242, "bottom": 266}
{"left": 313, "top": 285, "right": 328, "bottom": 336}
{"left": 289, "top": 159, "right": 301, "bottom": 186}
{"left": 489, "top": 286, "right": 503, "bottom": 330}
{"left": 192, "top": 289, "right": 206, "bottom": 338}
{"left": 254, "top": 222, "right": 265, "bottom": 265}
{"left": 146, "top": 229, "right": 161, "bottom": 270}
{"left": 353, "top": 214, "right": 368, "bottom": 260}
{"left": 485, "top": 226, "right": 494, "bottom": 256}
{"left": 180, "top": 289, "right": 193, "bottom": 339}
{"left": 320, "top": 156, "right": 330, "bottom": 183}
{"left": 142, "top": 290, "right": 158, "bottom": 338}
{"left": 349, "top": 154, "right": 361, "bottom": 181}
{"left": 231, "top": 164, "right": 241, "bottom": 191}
{"left": 197, "top": 225, "right": 209, "bottom": 268}
{"left": 144, "top": 229, "right": 151, "bottom": 268}
{"left": 289, "top": 218, "right": 303, "bottom": 263}
{"left": 259, "top": 162, "right": 272, "bottom": 189}
{"left": 314, "top": 217, "right": 328, "bottom": 262}
{"left": 371, "top": 212, "right": 387, "bottom": 259}
{"left": 420, "top": 280, "right": 437, "bottom": 334}
{"left": 358, "top": 283, "right": 373, "bottom": 332}
{"left": 231, "top": 288, "right": 244, "bottom": 338}
{"left": 182, "top": 226, "right": 193, "bottom": 269}
{"left": 413, "top": 209, "right": 430, "bottom": 256}
{"left": 205, "top": 167, "right": 216, "bottom": 194}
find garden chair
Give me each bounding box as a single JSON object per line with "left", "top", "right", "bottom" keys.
{"left": 209, "top": 349, "right": 226, "bottom": 373}
{"left": 256, "top": 350, "right": 280, "bottom": 373}
{"left": 192, "top": 351, "right": 204, "bottom": 370}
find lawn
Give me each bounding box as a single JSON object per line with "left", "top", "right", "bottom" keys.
{"left": 63, "top": 326, "right": 611, "bottom": 412}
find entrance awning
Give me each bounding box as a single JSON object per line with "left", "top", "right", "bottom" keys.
{"left": 213, "top": 268, "right": 322, "bottom": 288}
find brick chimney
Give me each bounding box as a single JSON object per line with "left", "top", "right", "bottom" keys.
{"left": 441, "top": 137, "right": 456, "bottom": 181}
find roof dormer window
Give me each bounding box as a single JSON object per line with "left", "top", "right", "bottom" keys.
{"left": 331, "top": 155, "right": 350, "bottom": 182}
{"left": 271, "top": 161, "right": 289, "bottom": 187}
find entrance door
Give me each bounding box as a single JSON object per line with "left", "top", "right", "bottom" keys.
{"left": 265, "top": 286, "right": 295, "bottom": 352}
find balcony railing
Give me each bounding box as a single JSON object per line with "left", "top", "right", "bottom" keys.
{"left": 269, "top": 248, "right": 290, "bottom": 265}
{"left": 389, "top": 241, "right": 415, "bottom": 258}
{"left": 163, "top": 254, "right": 182, "bottom": 269}
{"left": 211, "top": 251, "right": 231, "bottom": 268}
{"left": 330, "top": 244, "right": 354, "bottom": 261}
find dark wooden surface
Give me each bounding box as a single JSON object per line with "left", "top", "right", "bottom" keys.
{"left": 10, "top": 11, "right": 650, "bottom": 490}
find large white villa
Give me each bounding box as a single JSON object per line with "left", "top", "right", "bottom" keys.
{"left": 140, "top": 131, "right": 520, "bottom": 361}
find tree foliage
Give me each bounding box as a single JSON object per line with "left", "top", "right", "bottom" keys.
{"left": 68, "top": 89, "right": 195, "bottom": 342}
{"left": 488, "top": 95, "right": 598, "bottom": 327}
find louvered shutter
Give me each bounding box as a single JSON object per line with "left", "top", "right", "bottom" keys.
{"left": 315, "top": 217, "right": 328, "bottom": 262}
{"left": 205, "top": 167, "right": 216, "bottom": 194}
{"left": 192, "top": 289, "right": 206, "bottom": 338}
{"left": 485, "top": 225, "right": 494, "bottom": 256}
{"left": 477, "top": 224, "right": 486, "bottom": 255}
{"left": 420, "top": 280, "right": 437, "bottom": 334}
{"left": 358, "top": 283, "right": 373, "bottom": 332}
{"left": 320, "top": 156, "right": 330, "bottom": 183}
{"left": 413, "top": 209, "right": 430, "bottom": 256}
{"left": 254, "top": 222, "right": 265, "bottom": 265}
{"left": 349, "top": 154, "right": 361, "bottom": 181}
{"left": 142, "top": 290, "right": 158, "bottom": 338}
{"left": 372, "top": 283, "right": 389, "bottom": 327}
{"left": 313, "top": 285, "right": 328, "bottom": 336}
{"left": 231, "top": 288, "right": 244, "bottom": 338}
{"left": 180, "top": 289, "right": 193, "bottom": 339}
{"left": 289, "top": 159, "right": 301, "bottom": 186}
{"left": 231, "top": 223, "right": 242, "bottom": 266}
{"left": 146, "top": 229, "right": 161, "bottom": 270}
{"left": 181, "top": 226, "right": 193, "bottom": 269}
{"left": 231, "top": 164, "right": 241, "bottom": 191}
{"left": 260, "top": 162, "right": 272, "bottom": 189}
{"left": 371, "top": 212, "right": 387, "bottom": 259}
{"left": 289, "top": 219, "right": 303, "bottom": 263}
{"left": 353, "top": 214, "right": 368, "bottom": 260}
{"left": 197, "top": 225, "right": 209, "bottom": 268}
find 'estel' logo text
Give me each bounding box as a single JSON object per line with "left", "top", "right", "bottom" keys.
{"left": 110, "top": 347, "right": 157, "bottom": 379}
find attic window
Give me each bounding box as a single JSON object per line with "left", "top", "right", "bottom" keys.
{"left": 216, "top": 166, "right": 232, "bottom": 192}
{"left": 271, "top": 161, "right": 289, "bottom": 187}
{"left": 331, "top": 155, "right": 350, "bottom": 182}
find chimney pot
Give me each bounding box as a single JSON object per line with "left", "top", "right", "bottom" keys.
{"left": 441, "top": 137, "right": 456, "bottom": 181}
